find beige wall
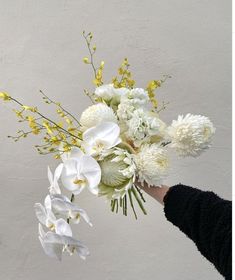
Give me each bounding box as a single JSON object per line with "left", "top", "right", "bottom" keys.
{"left": 0, "top": 1, "right": 231, "bottom": 279}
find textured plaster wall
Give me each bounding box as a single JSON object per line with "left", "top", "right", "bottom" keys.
{"left": 0, "top": 1, "right": 231, "bottom": 280}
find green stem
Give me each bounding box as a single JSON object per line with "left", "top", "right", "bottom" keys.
{"left": 128, "top": 189, "right": 137, "bottom": 220}
{"left": 115, "top": 199, "right": 119, "bottom": 213}
{"left": 132, "top": 187, "right": 147, "bottom": 215}
{"left": 111, "top": 199, "right": 116, "bottom": 212}
{"left": 124, "top": 195, "right": 127, "bottom": 216}
{"left": 134, "top": 185, "right": 146, "bottom": 203}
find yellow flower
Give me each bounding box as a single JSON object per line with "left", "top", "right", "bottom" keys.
{"left": 43, "top": 121, "right": 53, "bottom": 134}
{"left": 146, "top": 80, "right": 161, "bottom": 108}
{"left": 83, "top": 57, "right": 89, "bottom": 64}
{"left": 22, "top": 105, "right": 38, "bottom": 112}
{"left": 0, "top": 92, "right": 11, "bottom": 101}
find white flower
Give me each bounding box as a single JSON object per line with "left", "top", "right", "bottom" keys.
{"left": 35, "top": 198, "right": 72, "bottom": 236}
{"left": 116, "top": 101, "right": 135, "bottom": 121}
{"left": 50, "top": 194, "right": 92, "bottom": 226}
{"left": 117, "top": 88, "right": 150, "bottom": 121}
{"left": 94, "top": 84, "right": 129, "bottom": 103}
{"left": 125, "top": 109, "right": 162, "bottom": 147}
{"left": 61, "top": 147, "right": 101, "bottom": 195}
{"left": 168, "top": 114, "right": 216, "bottom": 157}
{"left": 127, "top": 88, "right": 149, "bottom": 106}
{"left": 80, "top": 103, "right": 117, "bottom": 129}
{"left": 134, "top": 144, "right": 169, "bottom": 186}
{"left": 48, "top": 164, "right": 63, "bottom": 195}
{"left": 98, "top": 148, "right": 135, "bottom": 199}
{"left": 38, "top": 224, "right": 89, "bottom": 261}
{"left": 82, "top": 122, "right": 121, "bottom": 157}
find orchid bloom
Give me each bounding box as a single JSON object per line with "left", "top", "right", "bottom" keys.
{"left": 34, "top": 196, "right": 72, "bottom": 236}
{"left": 48, "top": 164, "right": 63, "bottom": 195}
{"left": 82, "top": 122, "right": 121, "bottom": 157}
{"left": 51, "top": 194, "right": 92, "bottom": 226}
{"left": 60, "top": 147, "right": 101, "bottom": 195}
{"left": 38, "top": 224, "right": 89, "bottom": 261}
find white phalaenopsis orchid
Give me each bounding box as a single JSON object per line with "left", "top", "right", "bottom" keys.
{"left": 38, "top": 224, "right": 89, "bottom": 261}
{"left": 51, "top": 194, "right": 92, "bottom": 226}
{"left": 61, "top": 147, "right": 101, "bottom": 195}
{"left": 82, "top": 122, "right": 121, "bottom": 156}
{"left": 48, "top": 163, "right": 63, "bottom": 194}
{"left": 34, "top": 196, "right": 72, "bottom": 236}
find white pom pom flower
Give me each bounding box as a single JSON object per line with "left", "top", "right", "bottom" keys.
{"left": 168, "top": 114, "right": 216, "bottom": 157}
{"left": 134, "top": 144, "right": 169, "bottom": 186}
{"left": 80, "top": 103, "right": 117, "bottom": 129}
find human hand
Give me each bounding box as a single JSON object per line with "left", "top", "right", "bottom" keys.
{"left": 135, "top": 180, "right": 169, "bottom": 205}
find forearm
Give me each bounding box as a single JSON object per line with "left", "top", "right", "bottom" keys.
{"left": 137, "top": 181, "right": 232, "bottom": 278}
{"left": 163, "top": 184, "right": 232, "bottom": 279}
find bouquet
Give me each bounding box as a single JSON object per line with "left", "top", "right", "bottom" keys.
{"left": 0, "top": 32, "right": 215, "bottom": 261}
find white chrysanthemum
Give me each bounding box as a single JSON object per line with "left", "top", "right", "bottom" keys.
{"left": 98, "top": 148, "right": 136, "bottom": 199}
{"left": 134, "top": 144, "right": 169, "bottom": 186}
{"left": 94, "top": 84, "right": 129, "bottom": 103}
{"left": 80, "top": 103, "right": 117, "bottom": 129}
{"left": 168, "top": 113, "right": 216, "bottom": 157}
{"left": 125, "top": 108, "right": 162, "bottom": 147}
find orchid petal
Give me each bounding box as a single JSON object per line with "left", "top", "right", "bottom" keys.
{"left": 54, "top": 163, "right": 64, "bottom": 181}
{"left": 55, "top": 218, "right": 72, "bottom": 237}
{"left": 80, "top": 155, "right": 101, "bottom": 195}
{"left": 38, "top": 223, "right": 46, "bottom": 238}
{"left": 39, "top": 236, "right": 63, "bottom": 261}
{"left": 44, "top": 195, "right": 52, "bottom": 210}
{"left": 34, "top": 203, "right": 47, "bottom": 225}
{"left": 83, "top": 122, "right": 120, "bottom": 142}
{"left": 47, "top": 166, "right": 53, "bottom": 185}
{"left": 83, "top": 122, "right": 121, "bottom": 155}
{"left": 61, "top": 147, "right": 84, "bottom": 162}
{"left": 76, "top": 209, "right": 93, "bottom": 227}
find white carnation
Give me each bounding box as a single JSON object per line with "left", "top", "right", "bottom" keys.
{"left": 134, "top": 144, "right": 169, "bottom": 186}
{"left": 94, "top": 84, "right": 129, "bottom": 103}
{"left": 117, "top": 88, "right": 150, "bottom": 122}
{"left": 80, "top": 103, "right": 117, "bottom": 129}
{"left": 119, "top": 87, "right": 149, "bottom": 108}
{"left": 116, "top": 102, "right": 135, "bottom": 121}
{"left": 125, "top": 108, "right": 162, "bottom": 147}
{"left": 168, "top": 113, "right": 216, "bottom": 157}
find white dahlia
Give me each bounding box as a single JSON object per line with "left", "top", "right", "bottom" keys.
{"left": 134, "top": 144, "right": 169, "bottom": 186}
{"left": 80, "top": 103, "right": 117, "bottom": 129}
{"left": 168, "top": 113, "right": 216, "bottom": 157}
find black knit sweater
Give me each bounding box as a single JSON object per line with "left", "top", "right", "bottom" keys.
{"left": 163, "top": 184, "right": 232, "bottom": 279}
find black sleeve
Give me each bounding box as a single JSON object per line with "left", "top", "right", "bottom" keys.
{"left": 163, "top": 184, "right": 232, "bottom": 279}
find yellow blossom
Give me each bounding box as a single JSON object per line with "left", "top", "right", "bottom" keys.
{"left": 43, "top": 121, "right": 53, "bottom": 134}
{"left": 0, "top": 92, "right": 11, "bottom": 101}
{"left": 83, "top": 57, "right": 90, "bottom": 64}
{"left": 22, "top": 105, "right": 38, "bottom": 112}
